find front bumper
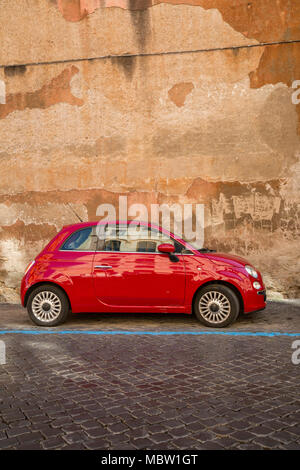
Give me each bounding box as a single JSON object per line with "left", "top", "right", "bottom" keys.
{"left": 244, "top": 288, "right": 267, "bottom": 314}
{"left": 257, "top": 289, "right": 267, "bottom": 302}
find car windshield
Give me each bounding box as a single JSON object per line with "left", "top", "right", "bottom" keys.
{"left": 176, "top": 234, "right": 215, "bottom": 252}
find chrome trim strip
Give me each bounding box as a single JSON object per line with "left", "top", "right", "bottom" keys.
{"left": 59, "top": 250, "right": 95, "bottom": 253}
{"left": 95, "top": 251, "right": 182, "bottom": 254}
{"left": 59, "top": 250, "right": 194, "bottom": 255}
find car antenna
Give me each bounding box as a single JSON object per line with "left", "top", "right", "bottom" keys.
{"left": 66, "top": 203, "right": 83, "bottom": 222}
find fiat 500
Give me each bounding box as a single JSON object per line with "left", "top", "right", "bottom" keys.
{"left": 21, "top": 221, "right": 266, "bottom": 328}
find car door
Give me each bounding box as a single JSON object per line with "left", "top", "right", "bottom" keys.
{"left": 92, "top": 224, "right": 186, "bottom": 309}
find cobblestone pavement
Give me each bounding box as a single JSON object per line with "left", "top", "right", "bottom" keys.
{"left": 0, "top": 301, "right": 299, "bottom": 450}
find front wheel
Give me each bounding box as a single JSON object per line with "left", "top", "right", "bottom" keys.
{"left": 27, "top": 284, "right": 69, "bottom": 327}
{"left": 194, "top": 284, "right": 240, "bottom": 328}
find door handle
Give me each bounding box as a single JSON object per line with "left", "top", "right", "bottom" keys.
{"left": 94, "top": 265, "right": 112, "bottom": 269}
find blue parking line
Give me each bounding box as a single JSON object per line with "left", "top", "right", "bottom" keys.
{"left": 0, "top": 329, "right": 299, "bottom": 337}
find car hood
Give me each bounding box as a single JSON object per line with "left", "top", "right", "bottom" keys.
{"left": 203, "top": 252, "right": 250, "bottom": 268}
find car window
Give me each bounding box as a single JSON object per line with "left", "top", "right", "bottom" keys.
{"left": 60, "top": 227, "right": 97, "bottom": 251}
{"left": 96, "top": 225, "right": 188, "bottom": 253}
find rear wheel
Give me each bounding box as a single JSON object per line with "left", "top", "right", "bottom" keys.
{"left": 27, "top": 284, "right": 69, "bottom": 327}
{"left": 194, "top": 284, "right": 240, "bottom": 328}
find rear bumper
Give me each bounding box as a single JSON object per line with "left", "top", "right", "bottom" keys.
{"left": 20, "top": 276, "right": 27, "bottom": 307}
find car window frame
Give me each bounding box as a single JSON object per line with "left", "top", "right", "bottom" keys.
{"left": 59, "top": 226, "right": 98, "bottom": 252}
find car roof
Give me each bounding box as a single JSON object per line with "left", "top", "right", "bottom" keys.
{"left": 63, "top": 220, "right": 160, "bottom": 229}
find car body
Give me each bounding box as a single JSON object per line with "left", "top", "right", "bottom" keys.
{"left": 21, "top": 220, "right": 266, "bottom": 327}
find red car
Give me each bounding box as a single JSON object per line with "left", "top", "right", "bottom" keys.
{"left": 21, "top": 221, "right": 266, "bottom": 328}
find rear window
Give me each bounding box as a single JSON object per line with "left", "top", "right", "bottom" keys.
{"left": 60, "top": 227, "right": 97, "bottom": 251}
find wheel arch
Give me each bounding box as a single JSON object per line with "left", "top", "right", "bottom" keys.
{"left": 191, "top": 280, "right": 244, "bottom": 315}
{"left": 24, "top": 281, "right": 72, "bottom": 310}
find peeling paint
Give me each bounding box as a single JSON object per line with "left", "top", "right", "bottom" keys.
{"left": 0, "top": 179, "right": 299, "bottom": 299}
{"left": 168, "top": 82, "right": 194, "bottom": 107}
{"left": 0, "top": 66, "right": 83, "bottom": 120}
{"left": 1, "top": 2, "right": 261, "bottom": 70}
{"left": 249, "top": 42, "right": 300, "bottom": 134}
{"left": 54, "top": 0, "right": 300, "bottom": 46}
{"left": 56, "top": 0, "right": 101, "bottom": 22}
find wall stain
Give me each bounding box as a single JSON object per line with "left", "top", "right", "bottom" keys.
{"left": 0, "top": 66, "right": 83, "bottom": 119}
{"left": 110, "top": 55, "right": 137, "bottom": 80}
{"left": 4, "top": 65, "right": 27, "bottom": 77}
{"left": 128, "top": 0, "right": 152, "bottom": 51}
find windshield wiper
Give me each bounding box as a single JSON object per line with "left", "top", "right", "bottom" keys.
{"left": 197, "top": 248, "right": 217, "bottom": 253}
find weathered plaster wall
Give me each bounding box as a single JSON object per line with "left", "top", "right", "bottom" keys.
{"left": 0, "top": 0, "right": 299, "bottom": 302}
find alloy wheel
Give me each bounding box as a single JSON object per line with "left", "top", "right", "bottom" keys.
{"left": 31, "top": 291, "right": 62, "bottom": 322}
{"left": 199, "top": 290, "right": 231, "bottom": 324}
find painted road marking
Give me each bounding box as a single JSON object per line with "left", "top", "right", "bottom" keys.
{"left": 0, "top": 330, "right": 299, "bottom": 338}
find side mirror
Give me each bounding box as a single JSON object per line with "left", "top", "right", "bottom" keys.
{"left": 158, "top": 243, "right": 179, "bottom": 262}
{"left": 157, "top": 243, "right": 175, "bottom": 254}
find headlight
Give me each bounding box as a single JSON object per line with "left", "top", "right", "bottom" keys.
{"left": 245, "top": 265, "right": 258, "bottom": 278}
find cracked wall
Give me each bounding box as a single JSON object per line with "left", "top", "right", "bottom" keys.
{"left": 0, "top": 0, "right": 299, "bottom": 302}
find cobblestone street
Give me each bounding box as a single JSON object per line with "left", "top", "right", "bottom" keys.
{"left": 0, "top": 301, "right": 299, "bottom": 450}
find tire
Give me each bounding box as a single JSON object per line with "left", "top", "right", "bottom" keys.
{"left": 27, "top": 284, "right": 69, "bottom": 327}
{"left": 194, "top": 284, "right": 240, "bottom": 328}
